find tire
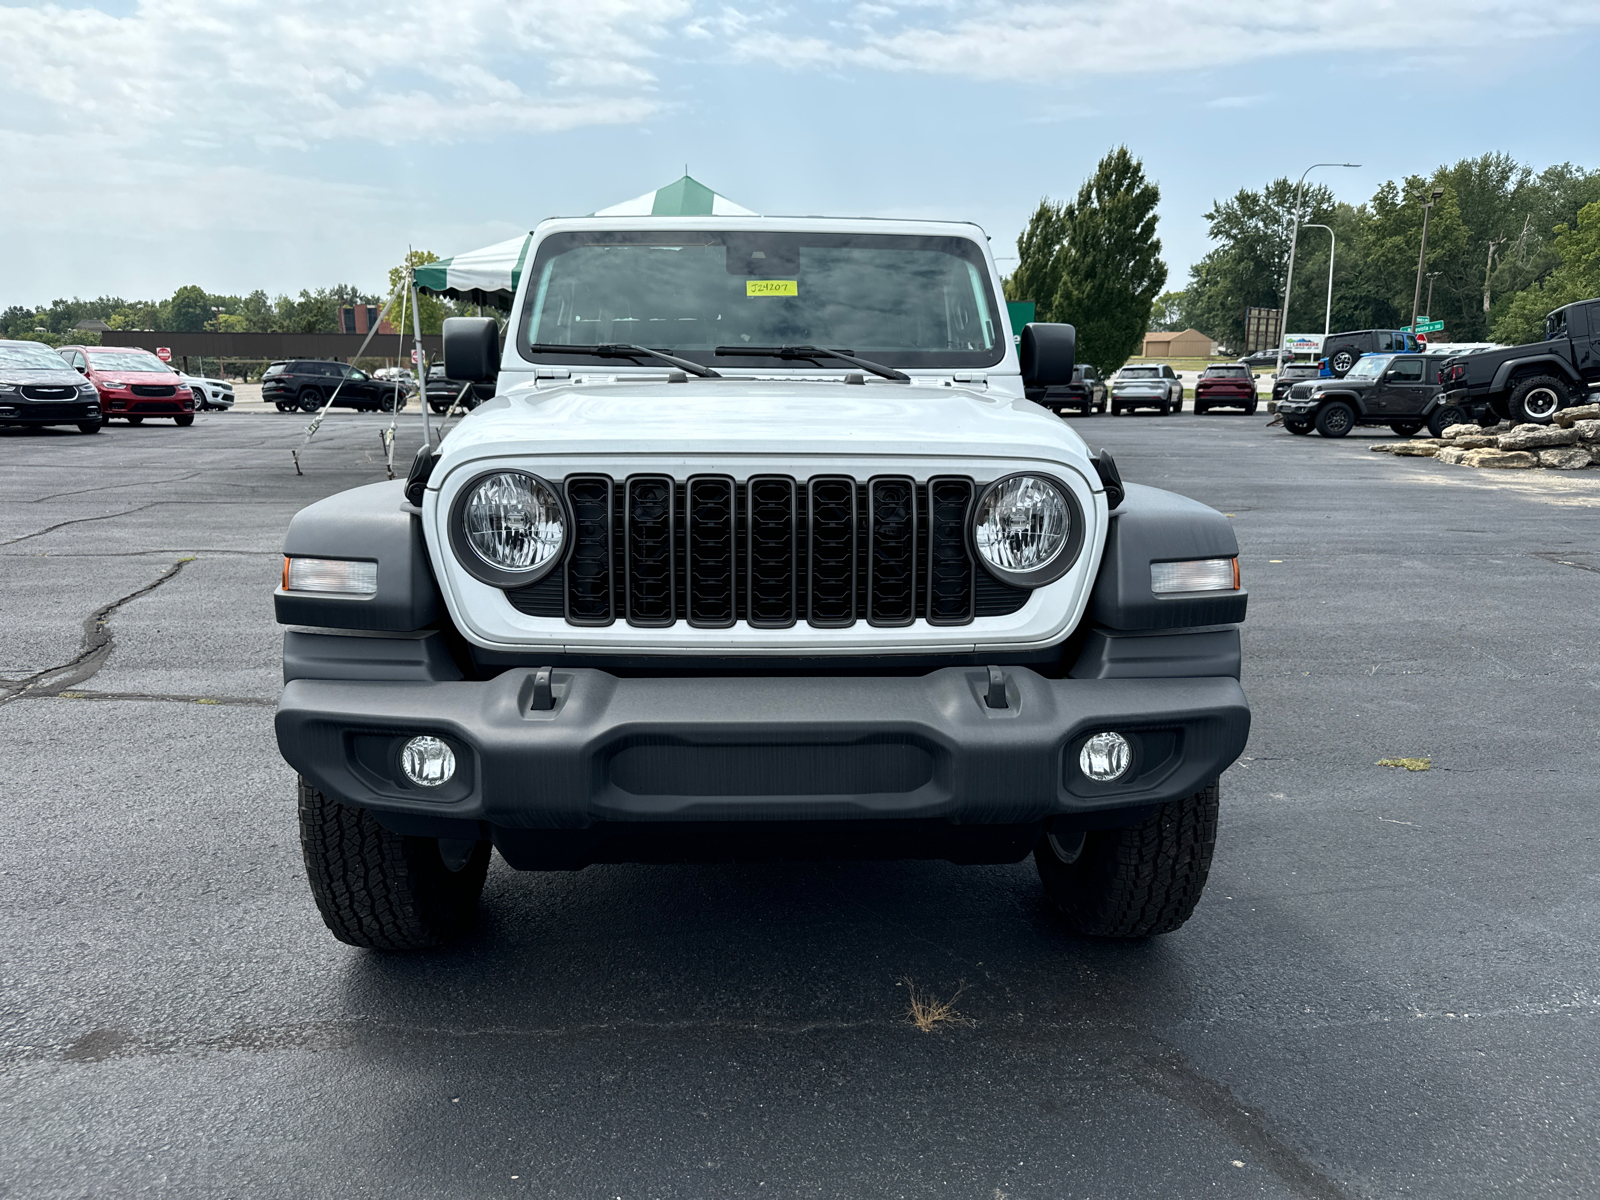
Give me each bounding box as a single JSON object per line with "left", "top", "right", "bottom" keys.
{"left": 1315, "top": 401, "right": 1355, "bottom": 438}
{"left": 299, "top": 389, "right": 324, "bottom": 413}
{"left": 1328, "top": 345, "right": 1359, "bottom": 377}
{"left": 1507, "top": 375, "right": 1568, "bottom": 425}
{"left": 1388, "top": 420, "right": 1423, "bottom": 437}
{"left": 1111, "top": 403, "right": 1121, "bottom": 416}
{"left": 276, "top": 402, "right": 293, "bottom": 412}
{"left": 1247, "top": 401, "right": 1259, "bottom": 416}
{"left": 429, "top": 402, "right": 448, "bottom": 414}
{"left": 1159, "top": 401, "right": 1171, "bottom": 416}
{"left": 382, "top": 395, "right": 403, "bottom": 413}
{"left": 297, "top": 778, "right": 491, "bottom": 950}
{"left": 78, "top": 421, "right": 101, "bottom": 434}
{"left": 1035, "top": 780, "right": 1219, "bottom": 938}
{"left": 1285, "top": 419, "right": 1313, "bottom": 435}
{"left": 127, "top": 416, "right": 143, "bottom": 425}
{"left": 1194, "top": 402, "right": 1207, "bottom": 415}
{"left": 1427, "top": 405, "right": 1468, "bottom": 438}
{"left": 175, "top": 414, "right": 194, "bottom": 427}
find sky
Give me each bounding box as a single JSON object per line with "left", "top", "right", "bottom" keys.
{"left": 3, "top": 0, "right": 1599, "bottom": 310}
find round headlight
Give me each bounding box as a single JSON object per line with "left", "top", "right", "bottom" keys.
{"left": 972, "top": 474, "right": 1079, "bottom": 586}
{"left": 457, "top": 471, "right": 565, "bottom": 583}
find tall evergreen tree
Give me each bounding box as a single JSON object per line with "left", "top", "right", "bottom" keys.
{"left": 1053, "top": 147, "right": 1167, "bottom": 374}
{"left": 1004, "top": 199, "right": 1069, "bottom": 320}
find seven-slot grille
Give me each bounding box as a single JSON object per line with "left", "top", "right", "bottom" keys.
{"left": 506, "top": 475, "right": 1031, "bottom": 628}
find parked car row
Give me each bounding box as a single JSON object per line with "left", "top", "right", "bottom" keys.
{"left": 1031, "top": 362, "right": 1266, "bottom": 418}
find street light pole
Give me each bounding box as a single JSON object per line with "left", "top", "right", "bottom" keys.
{"left": 1425, "top": 271, "right": 1441, "bottom": 322}
{"left": 1302, "top": 223, "right": 1336, "bottom": 337}
{"left": 1410, "top": 187, "right": 1445, "bottom": 335}
{"left": 1276, "top": 162, "right": 1360, "bottom": 378}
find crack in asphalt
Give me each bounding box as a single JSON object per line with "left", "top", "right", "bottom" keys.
{"left": 46, "top": 688, "right": 275, "bottom": 708}
{"left": 0, "top": 558, "right": 193, "bottom": 706}
{"left": 0, "top": 503, "right": 157, "bottom": 547}
{"left": 17, "top": 1017, "right": 1351, "bottom": 1199}
{"left": 28, "top": 471, "right": 208, "bottom": 504}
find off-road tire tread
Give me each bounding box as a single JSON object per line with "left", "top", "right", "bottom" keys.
{"left": 1507, "top": 374, "right": 1568, "bottom": 425}
{"left": 1035, "top": 780, "right": 1219, "bottom": 938}
{"left": 297, "top": 777, "right": 489, "bottom": 950}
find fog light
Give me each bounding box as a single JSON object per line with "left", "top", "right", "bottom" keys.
{"left": 401, "top": 736, "right": 456, "bottom": 787}
{"left": 1079, "top": 732, "right": 1132, "bottom": 782}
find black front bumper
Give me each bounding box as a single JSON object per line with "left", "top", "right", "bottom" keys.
{"left": 0, "top": 401, "right": 99, "bottom": 424}
{"left": 276, "top": 667, "right": 1250, "bottom": 836}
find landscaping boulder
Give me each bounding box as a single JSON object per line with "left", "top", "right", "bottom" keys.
{"left": 1439, "top": 423, "right": 1481, "bottom": 439}
{"left": 1497, "top": 423, "right": 1578, "bottom": 451}
{"left": 1368, "top": 444, "right": 1396, "bottom": 453}
{"left": 1461, "top": 448, "right": 1538, "bottom": 469}
{"left": 1537, "top": 447, "right": 1593, "bottom": 470}
{"left": 1553, "top": 403, "right": 1600, "bottom": 428}
{"left": 1435, "top": 447, "right": 1470, "bottom": 465}
{"left": 1390, "top": 443, "right": 1439, "bottom": 457}
{"left": 1573, "top": 420, "right": 1600, "bottom": 442}
{"left": 1448, "top": 435, "right": 1499, "bottom": 449}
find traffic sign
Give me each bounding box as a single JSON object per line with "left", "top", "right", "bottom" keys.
{"left": 1404, "top": 320, "right": 1445, "bottom": 334}
{"left": 156, "top": 346, "right": 172, "bottom": 362}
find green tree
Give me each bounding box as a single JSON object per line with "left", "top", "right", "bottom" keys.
{"left": 1183, "top": 177, "right": 1336, "bottom": 350}
{"left": 1492, "top": 201, "right": 1600, "bottom": 344}
{"left": 1149, "top": 290, "right": 1188, "bottom": 331}
{"left": 1053, "top": 146, "right": 1167, "bottom": 374}
{"left": 162, "top": 285, "right": 211, "bottom": 332}
{"left": 388, "top": 250, "right": 460, "bottom": 335}
{"left": 1004, "top": 200, "right": 1070, "bottom": 319}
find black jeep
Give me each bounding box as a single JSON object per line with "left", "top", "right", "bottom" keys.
{"left": 1439, "top": 297, "right": 1600, "bottom": 425}
{"left": 1275, "top": 352, "right": 1464, "bottom": 438}
{"left": 1321, "top": 329, "right": 1423, "bottom": 377}
{"left": 1029, "top": 364, "right": 1107, "bottom": 415}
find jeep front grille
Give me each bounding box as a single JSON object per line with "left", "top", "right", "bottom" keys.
{"left": 506, "top": 474, "right": 1029, "bottom": 628}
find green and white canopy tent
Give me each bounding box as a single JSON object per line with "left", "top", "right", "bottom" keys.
{"left": 412, "top": 235, "right": 533, "bottom": 307}
{"left": 413, "top": 176, "right": 754, "bottom": 304}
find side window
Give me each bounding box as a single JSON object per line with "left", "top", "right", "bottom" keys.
{"left": 1586, "top": 303, "right": 1600, "bottom": 337}
{"left": 1374, "top": 332, "right": 1394, "bottom": 352}
{"left": 1390, "top": 358, "right": 1424, "bottom": 383}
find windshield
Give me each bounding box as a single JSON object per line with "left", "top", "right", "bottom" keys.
{"left": 1204, "top": 366, "right": 1249, "bottom": 378}
{"left": 1345, "top": 355, "right": 1391, "bottom": 379}
{"left": 1118, "top": 367, "right": 1159, "bottom": 379}
{"left": 520, "top": 230, "right": 1002, "bottom": 370}
{"left": 0, "top": 344, "right": 74, "bottom": 371}
{"left": 87, "top": 351, "right": 172, "bottom": 374}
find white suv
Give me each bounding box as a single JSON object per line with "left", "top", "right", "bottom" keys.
{"left": 273, "top": 215, "right": 1250, "bottom": 950}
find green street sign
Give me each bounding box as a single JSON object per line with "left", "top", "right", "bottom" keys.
{"left": 1007, "top": 301, "right": 1036, "bottom": 346}
{"left": 1405, "top": 319, "right": 1445, "bottom": 334}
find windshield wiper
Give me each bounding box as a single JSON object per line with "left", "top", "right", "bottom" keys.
{"left": 527, "top": 343, "right": 721, "bottom": 378}
{"left": 713, "top": 344, "right": 910, "bottom": 382}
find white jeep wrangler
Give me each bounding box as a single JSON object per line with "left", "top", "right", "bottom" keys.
{"left": 274, "top": 215, "right": 1249, "bottom": 949}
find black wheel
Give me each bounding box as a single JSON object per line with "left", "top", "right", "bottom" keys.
{"left": 1507, "top": 375, "right": 1568, "bottom": 425}
{"left": 1159, "top": 401, "right": 1171, "bottom": 415}
{"left": 127, "top": 416, "right": 143, "bottom": 425}
{"left": 276, "top": 402, "right": 292, "bottom": 412}
{"left": 1035, "top": 780, "right": 1219, "bottom": 938}
{"left": 1111, "top": 403, "right": 1121, "bottom": 416}
{"left": 429, "top": 401, "right": 449, "bottom": 414}
{"left": 1327, "top": 345, "right": 1359, "bottom": 377}
{"left": 1428, "top": 405, "right": 1469, "bottom": 438}
{"left": 382, "top": 395, "right": 403, "bottom": 413}
{"left": 78, "top": 420, "right": 101, "bottom": 434}
{"left": 1247, "top": 401, "right": 1258, "bottom": 416}
{"left": 175, "top": 414, "right": 194, "bottom": 427}
{"left": 1388, "top": 420, "right": 1423, "bottom": 437}
{"left": 1172, "top": 394, "right": 1183, "bottom": 413}
{"left": 297, "top": 778, "right": 490, "bottom": 950}
{"left": 1285, "top": 419, "right": 1313, "bottom": 435}
{"left": 1315, "top": 401, "right": 1355, "bottom": 438}
{"left": 299, "top": 390, "right": 325, "bottom": 413}
{"left": 1194, "top": 402, "right": 1207, "bottom": 415}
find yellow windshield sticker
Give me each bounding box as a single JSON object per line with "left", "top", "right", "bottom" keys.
{"left": 746, "top": 280, "right": 798, "bottom": 297}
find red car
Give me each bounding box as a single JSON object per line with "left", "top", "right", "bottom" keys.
{"left": 57, "top": 346, "right": 196, "bottom": 426}
{"left": 1193, "top": 363, "right": 1260, "bottom": 415}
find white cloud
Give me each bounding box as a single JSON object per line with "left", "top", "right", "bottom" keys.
{"left": 721, "top": 1, "right": 1600, "bottom": 81}
{"left": 0, "top": 0, "right": 692, "bottom": 148}
{"left": 1205, "top": 94, "right": 1268, "bottom": 110}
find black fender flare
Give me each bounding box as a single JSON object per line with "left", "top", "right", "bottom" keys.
{"left": 1490, "top": 355, "right": 1581, "bottom": 393}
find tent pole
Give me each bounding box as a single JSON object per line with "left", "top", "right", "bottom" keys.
{"left": 410, "top": 259, "right": 434, "bottom": 448}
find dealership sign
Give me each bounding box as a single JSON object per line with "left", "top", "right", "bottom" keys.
{"left": 1282, "top": 334, "right": 1324, "bottom": 357}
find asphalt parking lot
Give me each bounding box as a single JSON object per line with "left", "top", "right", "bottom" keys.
{"left": 3, "top": 409, "right": 1599, "bottom": 1199}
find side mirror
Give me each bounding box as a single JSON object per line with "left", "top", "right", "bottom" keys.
{"left": 1019, "top": 322, "right": 1076, "bottom": 388}
{"left": 443, "top": 316, "right": 501, "bottom": 383}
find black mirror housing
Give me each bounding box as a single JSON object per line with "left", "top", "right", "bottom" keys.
{"left": 1019, "top": 322, "right": 1076, "bottom": 388}
{"left": 443, "top": 317, "right": 501, "bottom": 383}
